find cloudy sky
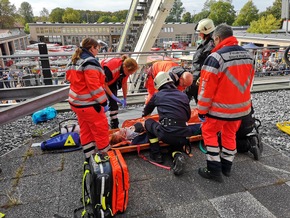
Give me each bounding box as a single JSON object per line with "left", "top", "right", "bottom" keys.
{"left": 9, "top": 0, "right": 275, "bottom": 16}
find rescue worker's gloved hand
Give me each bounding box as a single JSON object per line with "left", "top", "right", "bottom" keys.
{"left": 198, "top": 114, "right": 206, "bottom": 122}
{"left": 104, "top": 105, "right": 109, "bottom": 112}
{"left": 121, "top": 98, "right": 127, "bottom": 108}
{"left": 111, "top": 94, "right": 122, "bottom": 104}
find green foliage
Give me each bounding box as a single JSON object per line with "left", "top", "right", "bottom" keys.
{"left": 39, "top": 7, "right": 49, "bottom": 22}
{"left": 166, "top": 0, "right": 185, "bottom": 22}
{"left": 192, "top": 10, "right": 210, "bottom": 23}
{"left": 203, "top": 0, "right": 217, "bottom": 11}
{"left": 247, "top": 14, "right": 281, "bottom": 34}
{"left": 233, "top": 0, "right": 258, "bottom": 26}
{"left": 208, "top": 1, "right": 236, "bottom": 25}
{"left": 0, "top": 0, "right": 16, "bottom": 29}
{"left": 97, "top": 15, "right": 112, "bottom": 23}
{"left": 18, "top": 1, "right": 34, "bottom": 24}
{"left": 182, "top": 12, "right": 192, "bottom": 23}
{"left": 49, "top": 7, "right": 65, "bottom": 23}
{"left": 264, "top": 0, "right": 282, "bottom": 20}
{"left": 24, "top": 23, "right": 29, "bottom": 33}
{"left": 62, "top": 7, "right": 81, "bottom": 23}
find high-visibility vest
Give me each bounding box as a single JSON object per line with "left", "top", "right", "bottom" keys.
{"left": 198, "top": 45, "right": 254, "bottom": 120}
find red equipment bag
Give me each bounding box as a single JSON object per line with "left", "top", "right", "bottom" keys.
{"left": 107, "top": 150, "right": 130, "bottom": 215}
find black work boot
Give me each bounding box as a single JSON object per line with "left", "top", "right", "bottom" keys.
{"left": 149, "top": 152, "right": 163, "bottom": 163}
{"left": 221, "top": 158, "right": 232, "bottom": 177}
{"left": 172, "top": 152, "right": 186, "bottom": 176}
{"left": 110, "top": 118, "right": 119, "bottom": 129}
{"left": 198, "top": 167, "right": 223, "bottom": 183}
{"left": 149, "top": 141, "right": 163, "bottom": 163}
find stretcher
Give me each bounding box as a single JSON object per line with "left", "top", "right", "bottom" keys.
{"left": 276, "top": 121, "right": 290, "bottom": 135}
{"left": 111, "top": 108, "right": 203, "bottom": 153}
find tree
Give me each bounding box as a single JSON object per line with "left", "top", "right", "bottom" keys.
{"left": 233, "top": 0, "right": 258, "bottom": 26}
{"left": 49, "top": 7, "right": 65, "bottom": 22}
{"left": 192, "top": 10, "right": 210, "bottom": 23}
{"left": 0, "top": 0, "right": 16, "bottom": 29}
{"left": 247, "top": 14, "right": 281, "bottom": 34}
{"left": 263, "top": 0, "right": 282, "bottom": 20}
{"left": 182, "top": 12, "right": 192, "bottom": 23}
{"left": 166, "top": 0, "right": 185, "bottom": 22}
{"left": 24, "top": 23, "right": 29, "bottom": 33}
{"left": 39, "top": 7, "right": 49, "bottom": 22}
{"left": 18, "top": 1, "right": 34, "bottom": 24}
{"left": 203, "top": 0, "right": 216, "bottom": 11}
{"left": 113, "top": 10, "right": 128, "bottom": 22}
{"left": 62, "top": 7, "right": 81, "bottom": 23}
{"left": 97, "top": 15, "right": 112, "bottom": 23}
{"left": 208, "top": 1, "right": 236, "bottom": 25}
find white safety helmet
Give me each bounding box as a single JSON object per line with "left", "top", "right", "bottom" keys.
{"left": 154, "top": 71, "right": 173, "bottom": 90}
{"left": 196, "top": 18, "right": 215, "bottom": 35}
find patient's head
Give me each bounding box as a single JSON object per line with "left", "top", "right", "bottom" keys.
{"left": 110, "top": 132, "right": 125, "bottom": 144}
{"left": 109, "top": 122, "right": 145, "bottom": 145}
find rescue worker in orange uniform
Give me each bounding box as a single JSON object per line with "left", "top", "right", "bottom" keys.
{"left": 101, "top": 56, "right": 138, "bottom": 129}
{"left": 145, "top": 60, "right": 193, "bottom": 104}
{"left": 197, "top": 24, "right": 255, "bottom": 182}
{"left": 66, "top": 38, "right": 110, "bottom": 160}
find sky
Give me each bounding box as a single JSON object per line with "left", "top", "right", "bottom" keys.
{"left": 9, "top": 0, "right": 275, "bottom": 16}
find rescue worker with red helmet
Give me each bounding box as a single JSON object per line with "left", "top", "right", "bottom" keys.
{"left": 66, "top": 37, "right": 110, "bottom": 160}
{"left": 186, "top": 18, "right": 215, "bottom": 103}
{"left": 101, "top": 56, "right": 138, "bottom": 129}
{"left": 145, "top": 60, "right": 193, "bottom": 104}
{"left": 143, "top": 72, "right": 199, "bottom": 176}
{"left": 197, "top": 24, "right": 255, "bottom": 182}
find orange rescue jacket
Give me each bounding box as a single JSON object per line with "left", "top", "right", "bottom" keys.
{"left": 197, "top": 36, "right": 255, "bottom": 120}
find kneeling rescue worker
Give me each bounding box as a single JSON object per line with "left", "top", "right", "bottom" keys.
{"left": 142, "top": 71, "right": 196, "bottom": 175}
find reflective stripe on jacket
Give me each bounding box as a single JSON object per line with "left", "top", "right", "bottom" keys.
{"left": 66, "top": 55, "right": 107, "bottom": 107}
{"left": 197, "top": 36, "right": 254, "bottom": 120}
{"left": 101, "top": 58, "right": 126, "bottom": 85}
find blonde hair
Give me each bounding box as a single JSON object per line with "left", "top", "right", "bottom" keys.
{"left": 71, "top": 37, "right": 99, "bottom": 64}
{"left": 121, "top": 55, "right": 138, "bottom": 73}
{"left": 109, "top": 131, "right": 126, "bottom": 145}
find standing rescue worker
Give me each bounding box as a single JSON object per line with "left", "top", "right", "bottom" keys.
{"left": 186, "top": 18, "right": 215, "bottom": 103}
{"left": 101, "top": 56, "right": 138, "bottom": 129}
{"left": 143, "top": 72, "right": 196, "bottom": 176}
{"left": 197, "top": 24, "right": 255, "bottom": 182}
{"left": 145, "top": 60, "right": 193, "bottom": 104}
{"left": 66, "top": 38, "right": 110, "bottom": 160}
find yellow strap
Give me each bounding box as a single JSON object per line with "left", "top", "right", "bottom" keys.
{"left": 0, "top": 212, "right": 5, "bottom": 218}
{"left": 149, "top": 138, "right": 159, "bottom": 143}
{"left": 81, "top": 209, "right": 87, "bottom": 217}
{"left": 172, "top": 151, "right": 182, "bottom": 158}
{"left": 94, "top": 154, "right": 102, "bottom": 163}
{"left": 101, "top": 196, "right": 107, "bottom": 210}
{"left": 82, "top": 169, "right": 90, "bottom": 206}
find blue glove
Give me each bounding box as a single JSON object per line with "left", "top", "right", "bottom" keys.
{"left": 120, "top": 98, "right": 127, "bottom": 108}
{"left": 111, "top": 94, "right": 122, "bottom": 104}
{"left": 104, "top": 105, "right": 109, "bottom": 112}
{"left": 198, "top": 114, "right": 206, "bottom": 122}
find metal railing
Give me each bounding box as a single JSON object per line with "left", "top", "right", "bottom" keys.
{"left": 1, "top": 47, "right": 290, "bottom": 126}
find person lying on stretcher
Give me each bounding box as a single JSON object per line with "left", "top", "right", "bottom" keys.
{"left": 110, "top": 121, "right": 201, "bottom": 146}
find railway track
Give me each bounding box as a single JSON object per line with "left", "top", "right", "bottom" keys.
{"left": 0, "top": 75, "right": 289, "bottom": 126}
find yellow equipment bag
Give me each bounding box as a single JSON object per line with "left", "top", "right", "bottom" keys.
{"left": 276, "top": 121, "right": 290, "bottom": 135}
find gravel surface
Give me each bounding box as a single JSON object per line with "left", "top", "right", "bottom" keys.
{"left": 1, "top": 90, "right": 290, "bottom": 157}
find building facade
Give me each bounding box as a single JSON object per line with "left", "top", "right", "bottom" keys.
{"left": 28, "top": 22, "right": 196, "bottom": 50}
{"left": 0, "top": 29, "right": 29, "bottom": 56}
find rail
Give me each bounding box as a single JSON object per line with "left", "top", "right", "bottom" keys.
{"left": 1, "top": 47, "right": 290, "bottom": 126}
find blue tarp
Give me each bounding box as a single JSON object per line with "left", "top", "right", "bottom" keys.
{"left": 242, "top": 43, "right": 260, "bottom": 49}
